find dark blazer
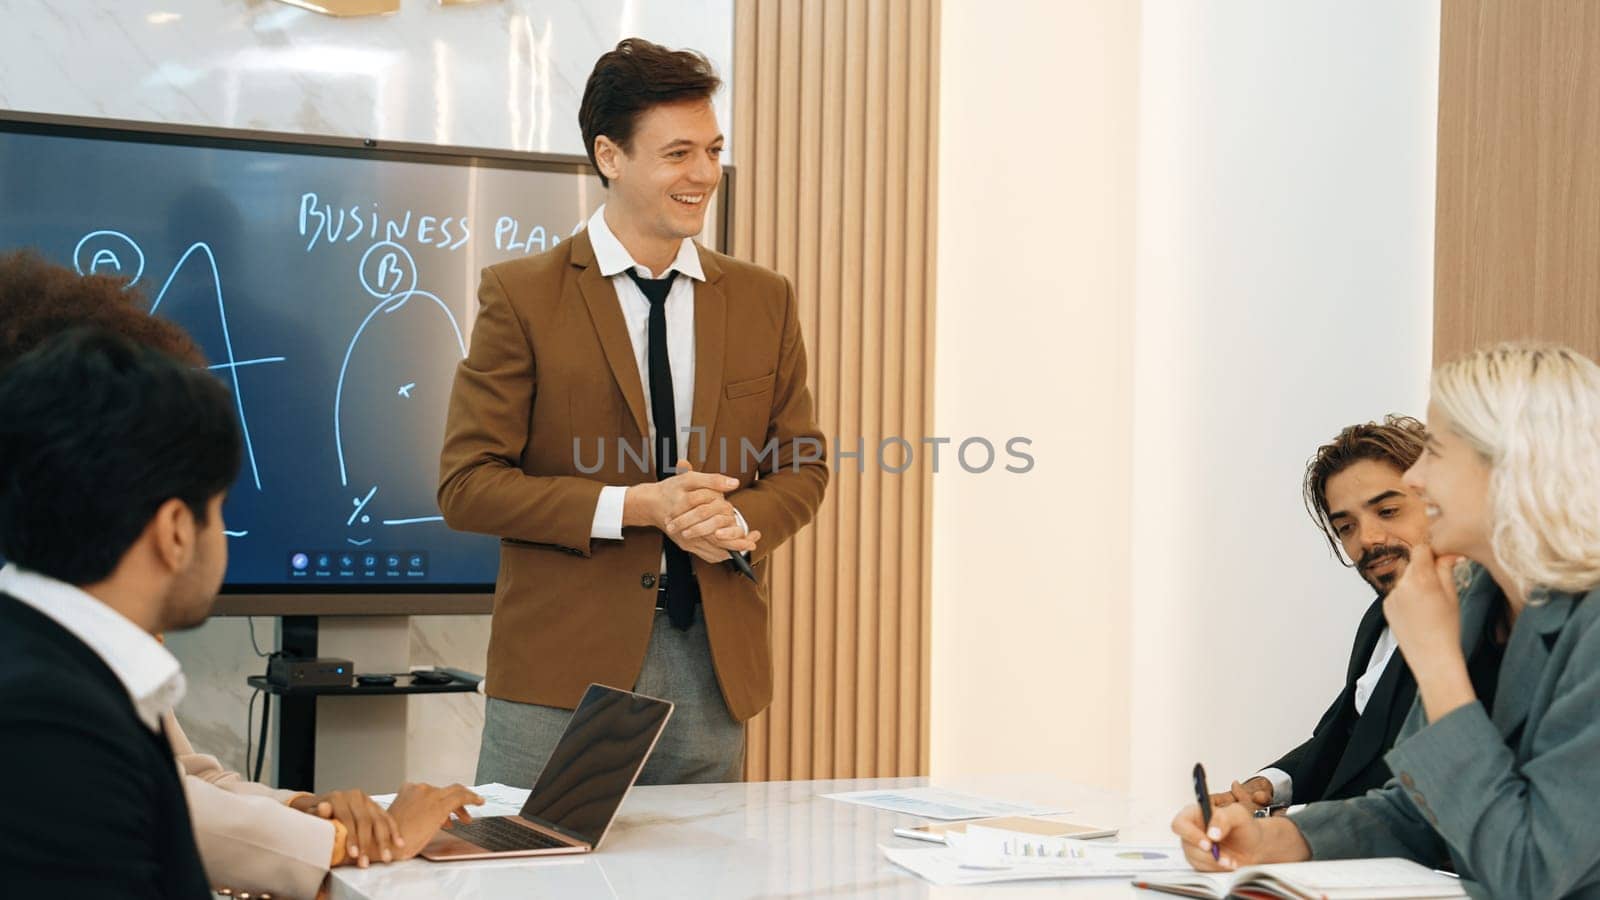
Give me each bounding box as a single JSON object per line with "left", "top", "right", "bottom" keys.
{"left": 438, "top": 230, "right": 828, "bottom": 721}
{"left": 1267, "top": 595, "right": 1417, "bottom": 803}
{"left": 0, "top": 592, "right": 211, "bottom": 899}
{"left": 1295, "top": 566, "right": 1600, "bottom": 898}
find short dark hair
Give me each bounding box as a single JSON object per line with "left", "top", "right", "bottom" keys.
{"left": 579, "top": 38, "right": 722, "bottom": 188}
{"left": 0, "top": 329, "right": 241, "bottom": 585}
{"left": 1303, "top": 415, "right": 1427, "bottom": 563}
{"left": 0, "top": 249, "right": 203, "bottom": 369}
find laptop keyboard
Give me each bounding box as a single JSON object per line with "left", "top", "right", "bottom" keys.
{"left": 449, "top": 816, "right": 572, "bottom": 852}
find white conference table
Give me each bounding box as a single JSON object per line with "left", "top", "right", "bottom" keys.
{"left": 330, "top": 774, "right": 1184, "bottom": 899}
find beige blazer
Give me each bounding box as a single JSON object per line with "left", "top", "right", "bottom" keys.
{"left": 438, "top": 230, "right": 828, "bottom": 721}
{"left": 164, "top": 712, "right": 334, "bottom": 899}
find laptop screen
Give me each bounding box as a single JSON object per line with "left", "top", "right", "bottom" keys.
{"left": 518, "top": 684, "right": 673, "bottom": 845}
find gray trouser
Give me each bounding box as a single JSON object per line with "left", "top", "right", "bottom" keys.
{"left": 476, "top": 605, "right": 745, "bottom": 787}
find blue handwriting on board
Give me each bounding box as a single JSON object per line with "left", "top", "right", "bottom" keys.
{"left": 297, "top": 192, "right": 583, "bottom": 255}
{"left": 298, "top": 192, "right": 471, "bottom": 252}
{"left": 73, "top": 231, "right": 281, "bottom": 495}
{"left": 334, "top": 239, "right": 466, "bottom": 545}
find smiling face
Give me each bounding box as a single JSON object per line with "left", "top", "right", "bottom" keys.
{"left": 1323, "top": 459, "right": 1432, "bottom": 595}
{"left": 593, "top": 98, "right": 723, "bottom": 252}
{"left": 1404, "top": 402, "right": 1496, "bottom": 562}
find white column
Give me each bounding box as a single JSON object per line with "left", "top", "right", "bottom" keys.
{"left": 1127, "top": 0, "right": 1440, "bottom": 800}
{"left": 314, "top": 616, "right": 412, "bottom": 793}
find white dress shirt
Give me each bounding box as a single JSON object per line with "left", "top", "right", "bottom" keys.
{"left": 0, "top": 562, "right": 185, "bottom": 732}
{"left": 1255, "top": 625, "right": 1397, "bottom": 808}
{"left": 583, "top": 205, "right": 746, "bottom": 548}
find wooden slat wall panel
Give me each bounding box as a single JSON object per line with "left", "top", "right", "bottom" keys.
{"left": 1435, "top": 0, "right": 1600, "bottom": 362}
{"left": 732, "top": 0, "right": 939, "bottom": 782}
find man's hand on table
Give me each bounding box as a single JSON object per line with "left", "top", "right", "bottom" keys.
{"left": 1209, "top": 776, "right": 1272, "bottom": 812}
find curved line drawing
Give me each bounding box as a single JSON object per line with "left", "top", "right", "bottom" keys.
{"left": 381, "top": 516, "right": 444, "bottom": 526}
{"left": 146, "top": 241, "right": 274, "bottom": 491}
{"left": 73, "top": 229, "right": 146, "bottom": 284}
{"left": 223, "top": 530, "right": 249, "bottom": 537}
{"left": 333, "top": 287, "right": 466, "bottom": 486}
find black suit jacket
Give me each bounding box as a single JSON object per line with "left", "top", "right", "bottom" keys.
{"left": 0, "top": 592, "right": 211, "bottom": 898}
{"left": 1265, "top": 595, "right": 1418, "bottom": 803}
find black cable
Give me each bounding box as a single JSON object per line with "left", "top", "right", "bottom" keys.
{"left": 244, "top": 687, "right": 258, "bottom": 779}
{"left": 253, "top": 692, "right": 271, "bottom": 783}
{"left": 247, "top": 616, "right": 269, "bottom": 657}
{"left": 245, "top": 617, "right": 276, "bottom": 781}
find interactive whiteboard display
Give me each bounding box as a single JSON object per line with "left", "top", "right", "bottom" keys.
{"left": 0, "top": 113, "right": 730, "bottom": 600}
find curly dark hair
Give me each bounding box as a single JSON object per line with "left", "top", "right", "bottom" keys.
{"left": 0, "top": 249, "right": 203, "bottom": 369}
{"left": 1304, "top": 415, "right": 1428, "bottom": 563}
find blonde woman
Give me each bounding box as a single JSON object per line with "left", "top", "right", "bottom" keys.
{"left": 1173, "top": 343, "right": 1600, "bottom": 898}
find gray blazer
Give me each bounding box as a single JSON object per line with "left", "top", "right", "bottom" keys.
{"left": 1292, "top": 564, "right": 1600, "bottom": 898}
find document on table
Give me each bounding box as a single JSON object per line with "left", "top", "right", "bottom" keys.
{"left": 882, "top": 839, "right": 1190, "bottom": 887}
{"left": 954, "top": 826, "right": 1187, "bottom": 872}
{"left": 822, "top": 786, "right": 1068, "bottom": 820}
{"left": 883, "top": 823, "right": 1189, "bottom": 886}
{"left": 367, "top": 782, "right": 530, "bottom": 818}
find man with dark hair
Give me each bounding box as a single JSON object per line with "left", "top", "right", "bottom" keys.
{"left": 0, "top": 250, "right": 481, "bottom": 896}
{"left": 1210, "top": 415, "right": 1429, "bottom": 813}
{"left": 0, "top": 329, "right": 239, "bottom": 897}
{"left": 441, "top": 38, "right": 828, "bottom": 785}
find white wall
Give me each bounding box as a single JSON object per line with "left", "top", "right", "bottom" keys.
{"left": 933, "top": 0, "right": 1440, "bottom": 797}
{"left": 1127, "top": 0, "right": 1440, "bottom": 801}
{"left": 0, "top": 0, "right": 733, "bottom": 785}
{"left": 931, "top": 0, "right": 1140, "bottom": 786}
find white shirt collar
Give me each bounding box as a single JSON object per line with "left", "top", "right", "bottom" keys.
{"left": 586, "top": 204, "right": 706, "bottom": 282}
{"left": 0, "top": 563, "right": 185, "bottom": 732}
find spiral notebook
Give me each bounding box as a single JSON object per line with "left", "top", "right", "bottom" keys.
{"left": 1134, "top": 857, "right": 1467, "bottom": 899}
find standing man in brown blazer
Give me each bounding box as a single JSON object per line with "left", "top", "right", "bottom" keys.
{"left": 439, "top": 39, "right": 828, "bottom": 785}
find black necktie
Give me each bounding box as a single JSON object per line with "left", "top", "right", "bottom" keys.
{"left": 627, "top": 268, "right": 698, "bottom": 631}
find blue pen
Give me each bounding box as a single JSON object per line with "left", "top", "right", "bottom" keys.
{"left": 1192, "top": 762, "right": 1221, "bottom": 861}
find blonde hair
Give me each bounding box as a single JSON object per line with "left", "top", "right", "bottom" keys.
{"left": 1432, "top": 343, "right": 1600, "bottom": 596}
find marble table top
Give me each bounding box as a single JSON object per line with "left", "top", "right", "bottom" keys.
{"left": 330, "top": 774, "right": 1182, "bottom": 899}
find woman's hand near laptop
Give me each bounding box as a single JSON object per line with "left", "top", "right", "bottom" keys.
{"left": 1171, "top": 802, "right": 1311, "bottom": 871}
{"left": 389, "top": 782, "right": 483, "bottom": 858}
{"left": 291, "top": 788, "right": 397, "bottom": 867}
{"left": 293, "top": 782, "right": 483, "bottom": 867}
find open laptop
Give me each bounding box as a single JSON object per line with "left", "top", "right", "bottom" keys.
{"left": 421, "top": 683, "right": 673, "bottom": 861}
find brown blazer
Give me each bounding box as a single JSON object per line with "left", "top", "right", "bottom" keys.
{"left": 438, "top": 230, "right": 827, "bottom": 722}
